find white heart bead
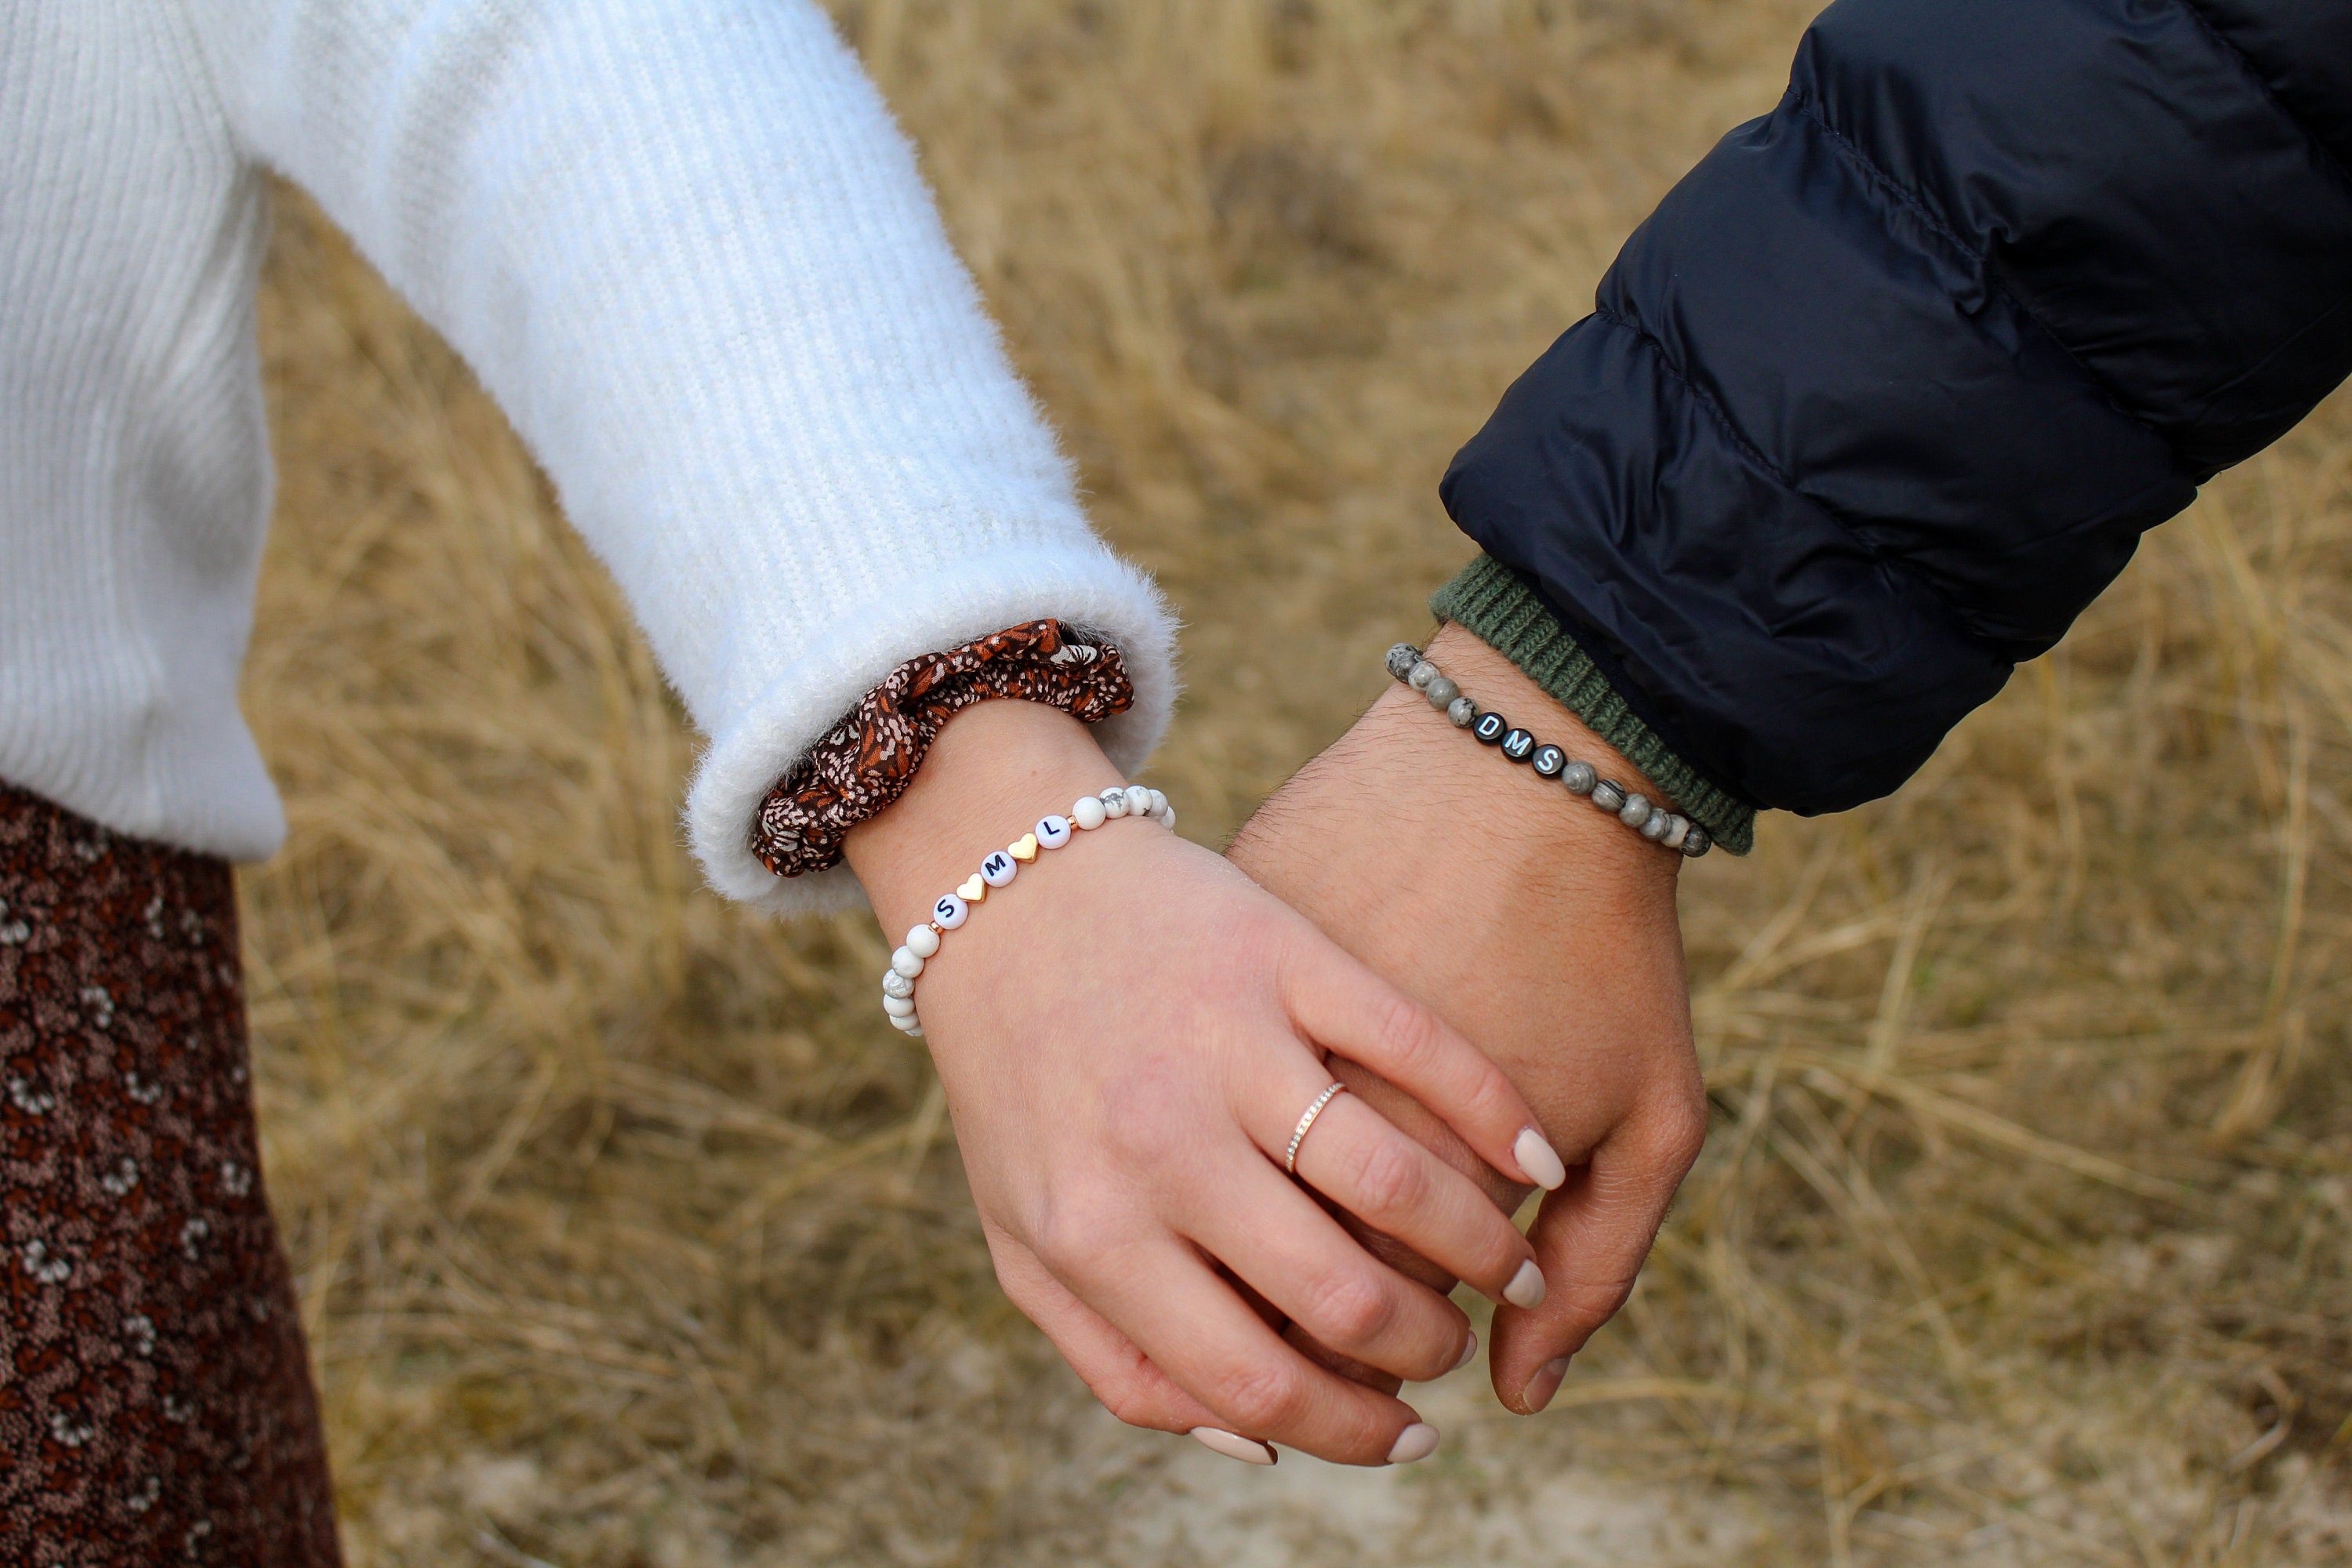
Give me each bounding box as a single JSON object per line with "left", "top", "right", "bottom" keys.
{"left": 891, "top": 946, "right": 924, "bottom": 979}
{"left": 979, "top": 850, "right": 1018, "bottom": 887}
{"left": 931, "top": 893, "right": 970, "bottom": 929}
{"left": 1036, "top": 814, "right": 1073, "bottom": 849}
{"left": 906, "top": 925, "right": 941, "bottom": 958}
{"left": 883, "top": 993, "right": 917, "bottom": 1018}
{"left": 1072, "top": 796, "right": 1108, "bottom": 830}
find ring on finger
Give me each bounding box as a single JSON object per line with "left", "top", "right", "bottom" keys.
{"left": 1283, "top": 1082, "right": 1349, "bottom": 1176}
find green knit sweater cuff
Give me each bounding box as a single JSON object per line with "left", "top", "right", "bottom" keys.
{"left": 1430, "top": 554, "right": 1755, "bottom": 855}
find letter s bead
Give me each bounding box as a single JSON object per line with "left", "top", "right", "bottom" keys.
{"left": 932, "top": 893, "right": 970, "bottom": 929}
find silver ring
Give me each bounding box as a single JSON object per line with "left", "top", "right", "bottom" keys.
{"left": 1283, "top": 1082, "right": 1348, "bottom": 1175}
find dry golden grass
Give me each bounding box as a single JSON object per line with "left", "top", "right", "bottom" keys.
{"left": 241, "top": 2, "right": 2351, "bottom": 1561}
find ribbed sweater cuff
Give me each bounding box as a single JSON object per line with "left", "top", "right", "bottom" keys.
{"left": 1431, "top": 554, "right": 1755, "bottom": 855}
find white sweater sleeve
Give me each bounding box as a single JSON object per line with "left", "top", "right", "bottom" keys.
{"left": 184, "top": 0, "right": 1177, "bottom": 915}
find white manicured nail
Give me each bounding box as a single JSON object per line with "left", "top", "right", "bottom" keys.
{"left": 1513, "top": 1127, "right": 1566, "bottom": 1191}
{"left": 1504, "top": 1259, "right": 1547, "bottom": 1309}
{"left": 1387, "top": 1423, "right": 1439, "bottom": 1465}
{"left": 1451, "top": 1331, "right": 1479, "bottom": 1373}
{"left": 1190, "top": 1427, "right": 1276, "bottom": 1465}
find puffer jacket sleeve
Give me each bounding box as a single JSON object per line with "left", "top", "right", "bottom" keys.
{"left": 1441, "top": 0, "right": 2352, "bottom": 821}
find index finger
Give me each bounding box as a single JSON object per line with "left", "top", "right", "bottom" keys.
{"left": 1278, "top": 931, "right": 1568, "bottom": 1198}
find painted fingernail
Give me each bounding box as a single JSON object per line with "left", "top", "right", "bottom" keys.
{"left": 1522, "top": 1357, "right": 1570, "bottom": 1414}
{"left": 1513, "top": 1127, "right": 1567, "bottom": 1191}
{"left": 1451, "top": 1330, "right": 1479, "bottom": 1374}
{"left": 1190, "top": 1427, "right": 1276, "bottom": 1465}
{"left": 1387, "top": 1422, "right": 1440, "bottom": 1465}
{"left": 1503, "top": 1259, "right": 1547, "bottom": 1309}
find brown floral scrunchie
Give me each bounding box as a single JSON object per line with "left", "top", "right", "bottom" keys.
{"left": 752, "top": 619, "right": 1133, "bottom": 878}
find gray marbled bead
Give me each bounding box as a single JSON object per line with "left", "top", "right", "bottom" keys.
{"left": 1640, "top": 807, "right": 1674, "bottom": 840}
{"left": 1618, "top": 793, "right": 1651, "bottom": 827}
{"left": 1386, "top": 644, "right": 1422, "bottom": 681}
{"left": 1446, "top": 695, "right": 1476, "bottom": 728}
{"left": 1591, "top": 780, "right": 1626, "bottom": 813}
{"left": 1425, "top": 675, "right": 1461, "bottom": 709}
{"left": 1661, "top": 815, "right": 1691, "bottom": 850}
{"left": 1406, "top": 659, "right": 1440, "bottom": 691}
{"left": 1681, "top": 825, "right": 1712, "bottom": 858}
{"left": 1560, "top": 760, "right": 1597, "bottom": 796}
{"left": 883, "top": 970, "right": 915, "bottom": 1000}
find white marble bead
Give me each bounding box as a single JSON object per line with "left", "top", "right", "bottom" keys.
{"left": 1099, "top": 787, "right": 1129, "bottom": 820}
{"left": 980, "top": 850, "right": 1018, "bottom": 887}
{"left": 1160, "top": 805, "right": 1176, "bottom": 833}
{"left": 889, "top": 1012, "right": 922, "bottom": 1034}
{"left": 1072, "top": 795, "right": 1108, "bottom": 830}
{"left": 1661, "top": 815, "right": 1691, "bottom": 850}
{"left": 906, "top": 925, "right": 941, "bottom": 958}
{"left": 931, "top": 892, "right": 970, "bottom": 930}
{"left": 1123, "top": 785, "right": 1154, "bottom": 817}
{"left": 904, "top": 1022, "right": 924, "bottom": 1038}
{"left": 891, "top": 946, "right": 925, "bottom": 979}
{"left": 1036, "top": 814, "right": 1073, "bottom": 849}
{"left": 883, "top": 969, "right": 915, "bottom": 1000}
{"left": 1146, "top": 788, "right": 1168, "bottom": 818}
{"left": 884, "top": 993, "right": 917, "bottom": 1018}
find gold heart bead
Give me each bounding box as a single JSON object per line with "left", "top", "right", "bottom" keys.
{"left": 1009, "top": 834, "right": 1040, "bottom": 862}
{"left": 958, "top": 876, "right": 987, "bottom": 903}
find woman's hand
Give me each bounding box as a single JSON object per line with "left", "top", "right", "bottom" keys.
{"left": 844, "top": 698, "right": 1565, "bottom": 1465}
{"left": 1229, "top": 623, "right": 1708, "bottom": 1416}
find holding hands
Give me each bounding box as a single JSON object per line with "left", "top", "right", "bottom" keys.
{"left": 844, "top": 629, "right": 1706, "bottom": 1465}
{"left": 843, "top": 696, "right": 1570, "bottom": 1467}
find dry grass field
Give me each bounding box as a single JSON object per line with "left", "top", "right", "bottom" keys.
{"left": 239, "top": 2, "right": 2352, "bottom": 1562}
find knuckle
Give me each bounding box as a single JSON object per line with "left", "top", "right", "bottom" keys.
{"left": 1095, "top": 1059, "right": 1194, "bottom": 1168}
{"left": 1370, "top": 989, "right": 1446, "bottom": 1074}
{"left": 1655, "top": 1089, "right": 1711, "bottom": 1171}
{"left": 1213, "top": 1359, "right": 1308, "bottom": 1434}
{"left": 1026, "top": 1190, "right": 1128, "bottom": 1275}
{"left": 1299, "top": 1266, "right": 1396, "bottom": 1348}
{"left": 1346, "top": 1137, "right": 1428, "bottom": 1222}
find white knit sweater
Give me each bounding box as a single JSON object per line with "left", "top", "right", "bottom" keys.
{"left": 1, "top": 0, "right": 1176, "bottom": 916}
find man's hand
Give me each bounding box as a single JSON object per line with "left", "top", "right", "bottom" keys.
{"left": 1229, "top": 622, "right": 1708, "bottom": 1414}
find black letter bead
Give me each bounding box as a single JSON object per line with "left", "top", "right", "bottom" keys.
{"left": 1472, "top": 712, "right": 1508, "bottom": 744}
{"left": 1530, "top": 745, "right": 1566, "bottom": 777}
{"left": 1501, "top": 728, "right": 1535, "bottom": 761}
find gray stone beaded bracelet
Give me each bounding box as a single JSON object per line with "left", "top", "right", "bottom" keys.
{"left": 1385, "top": 644, "right": 1711, "bottom": 858}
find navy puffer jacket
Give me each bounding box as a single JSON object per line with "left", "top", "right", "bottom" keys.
{"left": 1441, "top": 0, "right": 2352, "bottom": 831}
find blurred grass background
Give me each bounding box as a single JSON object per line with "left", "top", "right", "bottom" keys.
{"left": 239, "top": 1, "right": 2352, "bottom": 1562}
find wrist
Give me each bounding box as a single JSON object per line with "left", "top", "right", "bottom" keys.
{"left": 843, "top": 698, "right": 1127, "bottom": 938}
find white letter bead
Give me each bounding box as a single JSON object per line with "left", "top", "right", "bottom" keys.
{"left": 1036, "top": 815, "right": 1073, "bottom": 849}
{"left": 906, "top": 925, "right": 941, "bottom": 959}
{"left": 891, "top": 946, "right": 925, "bottom": 979}
{"left": 1100, "top": 788, "right": 1129, "bottom": 819}
{"left": 883, "top": 993, "right": 917, "bottom": 1018}
{"left": 979, "top": 851, "right": 1018, "bottom": 887}
{"left": 1072, "top": 796, "right": 1108, "bottom": 830}
{"left": 931, "top": 893, "right": 970, "bottom": 929}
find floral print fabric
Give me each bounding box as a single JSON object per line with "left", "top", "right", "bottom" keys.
{"left": 0, "top": 780, "right": 339, "bottom": 1565}
{"left": 753, "top": 619, "right": 1134, "bottom": 878}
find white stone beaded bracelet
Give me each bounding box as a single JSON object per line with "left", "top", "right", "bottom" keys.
{"left": 1385, "top": 644, "right": 1711, "bottom": 858}
{"left": 880, "top": 784, "right": 1177, "bottom": 1037}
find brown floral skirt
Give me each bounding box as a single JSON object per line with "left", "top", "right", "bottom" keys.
{"left": 0, "top": 782, "right": 340, "bottom": 1565}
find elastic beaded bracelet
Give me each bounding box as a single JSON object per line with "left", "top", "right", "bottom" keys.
{"left": 1385, "top": 644, "right": 1711, "bottom": 858}
{"left": 880, "top": 783, "right": 1178, "bottom": 1036}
